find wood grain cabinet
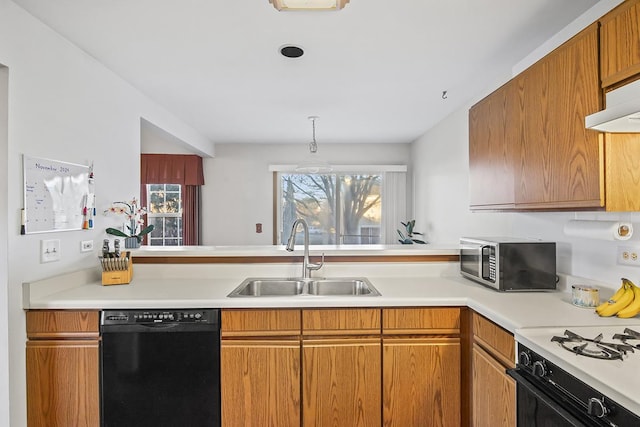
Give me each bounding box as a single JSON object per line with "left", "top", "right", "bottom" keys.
{"left": 600, "top": 0, "right": 640, "bottom": 88}
{"left": 469, "top": 77, "right": 520, "bottom": 209}
{"left": 382, "top": 308, "right": 462, "bottom": 427}
{"left": 469, "top": 23, "right": 604, "bottom": 210}
{"left": 519, "top": 23, "right": 602, "bottom": 209}
{"left": 471, "top": 312, "right": 515, "bottom": 427}
{"left": 221, "top": 307, "right": 465, "bottom": 427}
{"left": 26, "top": 310, "right": 100, "bottom": 427}
{"left": 220, "top": 309, "right": 301, "bottom": 427}
{"left": 302, "top": 308, "right": 381, "bottom": 427}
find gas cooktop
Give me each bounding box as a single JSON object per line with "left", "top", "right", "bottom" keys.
{"left": 516, "top": 324, "right": 640, "bottom": 417}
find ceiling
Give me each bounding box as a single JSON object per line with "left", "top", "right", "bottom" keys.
{"left": 12, "top": 0, "right": 600, "bottom": 145}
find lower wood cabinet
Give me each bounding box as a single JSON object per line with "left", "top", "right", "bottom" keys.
{"left": 471, "top": 312, "right": 516, "bottom": 427}
{"left": 383, "top": 337, "right": 460, "bottom": 427}
{"left": 382, "top": 308, "right": 462, "bottom": 427}
{"left": 221, "top": 309, "right": 301, "bottom": 427}
{"left": 303, "top": 338, "right": 381, "bottom": 427}
{"left": 25, "top": 310, "right": 100, "bottom": 427}
{"left": 220, "top": 307, "right": 464, "bottom": 427}
{"left": 221, "top": 339, "right": 301, "bottom": 427}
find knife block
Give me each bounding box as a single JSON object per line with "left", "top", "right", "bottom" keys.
{"left": 101, "top": 253, "right": 133, "bottom": 285}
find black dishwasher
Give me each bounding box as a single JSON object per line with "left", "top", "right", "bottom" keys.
{"left": 101, "top": 309, "right": 220, "bottom": 427}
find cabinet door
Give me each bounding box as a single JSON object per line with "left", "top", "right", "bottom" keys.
{"left": 383, "top": 337, "right": 460, "bottom": 427}
{"left": 26, "top": 340, "right": 100, "bottom": 427}
{"left": 605, "top": 133, "right": 640, "bottom": 211}
{"left": 600, "top": 0, "right": 640, "bottom": 88}
{"left": 472, "top": 344, "right": 515, "bottom": 427}
{"left": 468, "top": 79, "right": 519, "bottom": 208}
{"left": 221, "top": 339, "right": 300, "bottom": 427}
{"left": 518, "top": 23, "right": 602, "bottom": 208}
{"left": 303, "top": 338, "right": 381, "bottom": 427}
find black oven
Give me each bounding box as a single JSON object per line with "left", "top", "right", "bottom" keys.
{"left": 508, "top": 344, "right": 640, "bottom": 427}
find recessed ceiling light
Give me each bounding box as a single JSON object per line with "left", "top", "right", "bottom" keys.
{"left": 280, "top": 45, "right": 304, "bottom": 58}
{"left": 269, "top": 0, "right": 350, "bottom": 11}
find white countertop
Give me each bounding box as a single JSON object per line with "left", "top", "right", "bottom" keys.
{"left": 25, "top": 273, "right": 638, "bottom": 334}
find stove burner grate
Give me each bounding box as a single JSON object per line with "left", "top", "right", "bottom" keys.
{"left": 612, "top": 328, "right": 640, "bottom": 350}
{"left": 551, "top": 329, "right": 635, "bottom": 360}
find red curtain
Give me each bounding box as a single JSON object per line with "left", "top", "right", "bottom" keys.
{"left": 140, "top": 154, "right": 204, "bottom": 186}
{"left": 140, "top": 154, "right": 204, "bottom": 245}
{"left": 182, "top": 185, "right": 200, "bottom": 245}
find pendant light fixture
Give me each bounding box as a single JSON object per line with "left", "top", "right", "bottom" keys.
{"left": 295, "top": 116, "right": 332, "bottom": 173}
{"left": 269, "top": 0, "right": 350, "bottom": 11}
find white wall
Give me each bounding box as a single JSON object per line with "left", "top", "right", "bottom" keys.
{"left": 202, "top": 142, "right": 411, "bottom": 245}
{"left": 0, "top": 63, "right": 9, "bottom": 426}
{"left": 0, "top": 2, "right": 211, "bottom": 425}
{"left": 411, "top": 105, "right": 514, "bottom": 246}
{"left": 411, "top": 0, "right": 640, "bottom": 288}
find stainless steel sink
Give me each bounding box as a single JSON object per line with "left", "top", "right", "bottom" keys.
{"left": 227, "top": 277, "right": 380, "bottom": 297}
{"left": 228, "top": 278, "right": 306, "bottom": 297}
{"left": 308, "top": 278, "right": 380, "bottom": 296}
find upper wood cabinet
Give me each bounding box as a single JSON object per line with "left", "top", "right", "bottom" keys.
{"left": 469, "top": 23, "right": 604, "bottom": 210}
{"left": 26, "top": 310, "right": 100, "bottom": 427}
{"left": 600, "top": 0, "right": 640, "bottom": 88}
{"left": 604, "top": 133, "right": 640, "bottom": 211}
{"left": 518, "top": 23, "right": 602, "bottom": 208}
{"left": 469, "top": 77, "right": 520, "bottom": 209}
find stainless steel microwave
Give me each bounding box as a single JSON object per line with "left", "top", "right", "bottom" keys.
{"left": 460, "top": 237, "right": 556, "bottom": 291}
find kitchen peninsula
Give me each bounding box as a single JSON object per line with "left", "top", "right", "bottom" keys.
{"left": 23, "top": 245, "right": 640, "bottom": 426}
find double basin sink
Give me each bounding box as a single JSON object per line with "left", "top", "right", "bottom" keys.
{"left": 227, "top": 277, "right": 381, "bottom": 297}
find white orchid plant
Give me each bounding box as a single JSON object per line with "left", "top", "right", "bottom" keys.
{"left": 104, "top": 197, "right": 154, "bottom": 242}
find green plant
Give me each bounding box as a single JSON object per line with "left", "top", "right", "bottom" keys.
{"left": 397, "top": 220, "right": 426, "bottom": 244}
{"left": 104, "top": 198, "right": 154, "bottom": 242}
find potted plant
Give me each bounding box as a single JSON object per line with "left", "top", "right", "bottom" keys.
{"left": 397, "top": 220, "right": 427, "bottom": 244}
{"left": 104, "top": 198, "right": 154, "bottom": 248}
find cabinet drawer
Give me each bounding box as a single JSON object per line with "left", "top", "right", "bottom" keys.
{"left": 221, "top": 309, "right": 301, "bottom": 337}
{"left": 302, "top": 308, "right": 380, "bottom": 336}
{"left": 26, "top": 310, "right": 99, "bottom": 339}
{"left": 383, "top": 307, "right": 460, "bottom": 335}
{"left": 472, "top": 312, "right": 515, "bottom": 367}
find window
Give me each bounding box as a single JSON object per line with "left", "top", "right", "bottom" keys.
{"left": 147, "top": 184, "right": 183, "bottom": 246}
{"left": 278, "top": 173, "right": 383, "bottom": 245}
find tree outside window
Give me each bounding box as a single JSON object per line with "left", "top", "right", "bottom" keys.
{"left": 280, "top": 173, "right": 382, "bottom": 245}
{"left": 147, "top": 184, "right": 183, "bottom": 246}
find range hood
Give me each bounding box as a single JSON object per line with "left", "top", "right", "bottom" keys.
{"left": 586, "top": 78, "right": 640, "bottom": 133}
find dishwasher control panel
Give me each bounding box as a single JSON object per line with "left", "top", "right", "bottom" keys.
{"left": 102, "top": 309, "right": 216, "bottom": 325}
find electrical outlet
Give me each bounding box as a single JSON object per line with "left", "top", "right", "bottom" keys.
{"left": 41, "top": 239, "right": 61, "bottom": 263}
{"left": 81, "top": 240, "right": 94, "bottom": 252}
{"left": 617, "top": 246, "right": 640, "bottom": 267}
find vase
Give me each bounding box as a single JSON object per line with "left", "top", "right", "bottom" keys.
{"left": 125, "top": 237, "right": 140, "bottom": 249}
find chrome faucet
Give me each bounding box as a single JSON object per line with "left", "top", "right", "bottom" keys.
{"left": 286, "top": 218, "right": 324, "bottom": 279}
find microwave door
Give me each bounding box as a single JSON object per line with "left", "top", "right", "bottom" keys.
{"left": 461, "top": 244, "right": 483, "bottom": 277}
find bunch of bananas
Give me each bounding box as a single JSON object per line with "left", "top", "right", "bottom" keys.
{"left": 596, "top": 278, "right": 640, "bottom": 318}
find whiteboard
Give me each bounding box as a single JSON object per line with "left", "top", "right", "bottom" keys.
{"left": 23, "top": 155, "right": 90, "bottom": 233}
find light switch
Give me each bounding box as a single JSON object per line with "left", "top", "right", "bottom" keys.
{"left": 41, "top": 239, "right": 61, "bottom": 263}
